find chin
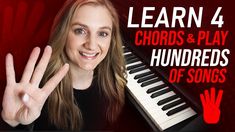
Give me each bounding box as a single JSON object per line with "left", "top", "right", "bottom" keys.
{"left": 80, "top": 64, "right": 97, "bottom": 71}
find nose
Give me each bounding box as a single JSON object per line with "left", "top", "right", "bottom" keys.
{"left": 84, "top": 34, "right": 98, "bottom": 50}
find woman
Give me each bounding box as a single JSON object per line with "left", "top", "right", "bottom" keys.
{"left": 1, "top": 0, "right": 126, "bottom": 130}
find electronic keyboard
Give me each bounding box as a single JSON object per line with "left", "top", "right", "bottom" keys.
{"left": 123, "top": 45, "right": 198, "bottom": 131}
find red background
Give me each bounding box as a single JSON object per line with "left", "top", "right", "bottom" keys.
{"left": 0, "top": 0, "right": 235, "bottom": 131}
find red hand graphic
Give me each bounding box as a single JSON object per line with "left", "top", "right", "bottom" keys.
{"left": 200, "top": 87, "right": 223, "bottom": 124}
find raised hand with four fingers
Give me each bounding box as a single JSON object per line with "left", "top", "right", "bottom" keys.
{"left": 200, "top": 87, "right": 223, "bottom": 124}
{"left": 1, "top": 46, "right": 69, "bottom": 127}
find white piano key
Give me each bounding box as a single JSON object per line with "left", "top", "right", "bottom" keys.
{"left": 141, "top": 80, "right": 165, "bottom": 90}
{"left": 150, "top": 104, "right": 190, "bottom": 123}
{"left": 128, "top": 74, "right": 167, "bottom": 99}
{"left": 127, "top": 76, "right": 197, "bottom": 129}
{"left": 124, "top": 52, "right": 197, "bottom": 131}
{"left": 128, "top": 80, "right": 175, "bottom": 120}
{"left": 129, "top": 69, "right": 151, "bottom": 76}
{"left": 123, "top": 51, "right": 132, "bottom": 56}
{"left": 160, "top": 108, "right": 197, "bottom": 130}
{"left": 126, "top": 61, "right": 142, "bottom": 68}
{"left": 151, "top": 91, "right": 176, "bottom": 103}
{"left": 128, "top": 76, "right": 191, "bottom": 115}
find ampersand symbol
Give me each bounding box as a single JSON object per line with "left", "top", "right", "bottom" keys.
{"left": 187, "top": 34, "right": 195, "bottom": 43}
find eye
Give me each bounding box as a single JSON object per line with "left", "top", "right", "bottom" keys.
{"left": 98, "top": 31, "right": 109, "bottom": 37}
{"left": 74, "top": 28, "right": 87, "bottom": 35}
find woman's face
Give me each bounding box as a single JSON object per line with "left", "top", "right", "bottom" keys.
{"left": 66, "top": 4, "right": 112, "bottom": 71}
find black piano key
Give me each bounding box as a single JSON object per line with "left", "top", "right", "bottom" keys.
{"left": 134, "top": 71, "right": 152, "bottom": 79}
{"left": 126, "top": 57, "right": 139, "bottom": 64}
{"left": 125, "top": 55, "right": 136, "bottom": 61}
{"left": 137, "top": 74, "right": 155, "bottom": 83}
{"left": 161, "top": 98, "right": 184, "bottom": 111}
{"left": 127, "top": 63, "right": 145, "bottom": 70}
{"left": 125, "top": 53, "right": 134, "bottom": 58}
{"left": 166, "top": 104, "right": 189, "bottom": 116}
{"left": 129, "top": 66, "right": 147, "bottom": 74}
{"left": 141, "top": 78, "right": 161, "bottom": 87}
{"left": 150, "top": 88, "right": 171, "bottom": 98}
{"left": 157, "top": 94, "right": 179, "bottom": 106}
{"left": 147, "top": 83, "right": 168, "bottom": 94}
{"left": 123, "top": 47, "right": 130, "bottom": 53}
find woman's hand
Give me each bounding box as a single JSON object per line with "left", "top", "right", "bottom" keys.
{"left": 1, "top": 46, "right": 69, "bottom": 127}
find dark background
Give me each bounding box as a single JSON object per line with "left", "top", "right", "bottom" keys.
{"left": 0, "top": 0, "right": 234, "bottom": 131}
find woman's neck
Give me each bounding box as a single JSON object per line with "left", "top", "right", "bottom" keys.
{"left": 69, "top": 63, "right": 94, "bottom": 90}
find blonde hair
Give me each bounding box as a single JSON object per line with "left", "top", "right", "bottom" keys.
{"left": 42, "top": 0, "right": 126, "bottom": 130}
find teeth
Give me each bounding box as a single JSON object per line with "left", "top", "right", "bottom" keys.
{"left": 81, "top": 52, "right": 97, "bottom": 57}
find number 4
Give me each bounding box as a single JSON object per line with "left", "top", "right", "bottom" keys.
{"left": 211, "top": 7, "right": 224, "bottom": 28}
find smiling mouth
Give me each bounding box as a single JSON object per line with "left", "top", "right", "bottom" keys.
{"left": 79, "top": 51, "right": 99, "bottom": 59}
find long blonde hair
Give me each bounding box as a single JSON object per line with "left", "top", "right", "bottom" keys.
{"left": 41, "top": 0, "right": 126, "bottom": 130}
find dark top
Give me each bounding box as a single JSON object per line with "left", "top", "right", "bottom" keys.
{"left": 73, "top": 80, "right": 110, "bottom": 130}
{"left": 0, "top": 79, "right": 151, "bottom": 131}
{"left": 33, "top": 79, "right": 111, "bottom": 131}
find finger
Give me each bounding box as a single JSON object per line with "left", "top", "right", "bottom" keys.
{"left": 215, "top": 90, "right": 223, "bottom": 108}
{"left": 20, "top": 47, "right": 40, "bottom": 83}
{"left": 31, "top": 46, "right": 52, "bottom": 86}
{"left": 200, "top": 94, "right": 206, "bottom": 108}
{"left": 210, "top": 87, "right": 215, "bottom": 104}
{"left": 41, "top": 64, "right": 69, "bottom": 99}
{"left": 204, "top": 89, "right": 210, "bottom": 103}
{"left": 5, "top": 53, "right": 16, "bottom": 85}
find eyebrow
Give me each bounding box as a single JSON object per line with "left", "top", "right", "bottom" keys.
{"left": 71, "top": 22, "right": 112, "bottom": 31}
